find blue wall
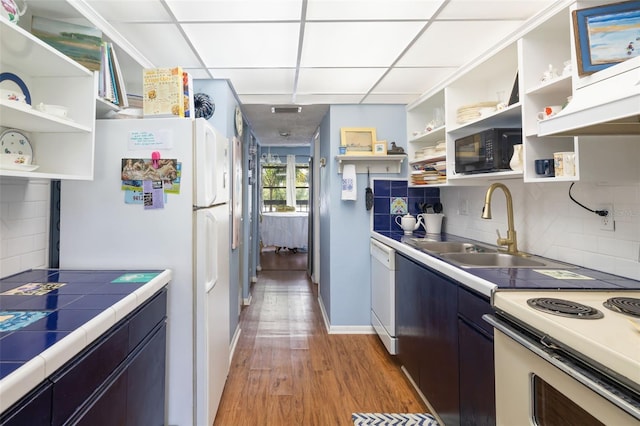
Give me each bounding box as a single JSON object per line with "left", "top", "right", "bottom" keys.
{"left": 319, "top": 104, "right": 411, "bottom": 327}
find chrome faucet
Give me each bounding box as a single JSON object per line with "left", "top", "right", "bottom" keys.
{"left": 482, "top": 183, "right": 519, "bottom": 255}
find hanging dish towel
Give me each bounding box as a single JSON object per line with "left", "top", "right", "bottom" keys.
{"left": 341, "top": 164, "right": 357, "bottom": 201}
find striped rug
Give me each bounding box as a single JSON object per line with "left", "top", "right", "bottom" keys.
{"left": 352, "top": 413, "right": 439, "bottom": 425}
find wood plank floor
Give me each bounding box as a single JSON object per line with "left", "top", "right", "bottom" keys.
{"left": 213, "top": 254, "right": 427, "bottom": 425}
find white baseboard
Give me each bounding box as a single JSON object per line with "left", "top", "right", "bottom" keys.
{"left": 317, "top": 293, "right": 376, "bottom": 334}
{"left": 317, "top": 293, "right": 331, "bottom": 333}
{"left": 243, "top": 293, "right": 252, "bottom": 306}
{"left": 229, "top": 325, "right": 241, "bottom": 364}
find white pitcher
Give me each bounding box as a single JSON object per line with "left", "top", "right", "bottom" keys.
{"left": 395, "top": 213, "right": 424, "bottom": 235}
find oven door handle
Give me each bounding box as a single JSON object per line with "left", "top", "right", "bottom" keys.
{"left": 483, "top": 314, "right": 640, "bottom": 421}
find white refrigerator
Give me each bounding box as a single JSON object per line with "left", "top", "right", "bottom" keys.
{"left": 59, "top": 117, "right": 230, "bottom": 426}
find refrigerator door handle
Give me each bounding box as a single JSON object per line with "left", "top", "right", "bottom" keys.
{"left": 204, "top": 209, "right": 218, "bottom": 293}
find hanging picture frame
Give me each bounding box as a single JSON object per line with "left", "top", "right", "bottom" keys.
{"left": 572, "top": 1, "right": 640, "bottom": 76}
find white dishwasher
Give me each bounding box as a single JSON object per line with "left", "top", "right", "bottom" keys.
{"left": 370, "top": 238, "right": 397, "bottom": 354}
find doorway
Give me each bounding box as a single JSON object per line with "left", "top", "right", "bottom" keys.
{"left": 258, "top": 149, "right": 310, "bottom": 272}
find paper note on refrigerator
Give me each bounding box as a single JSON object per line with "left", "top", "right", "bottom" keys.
{"left": 143, "top": 180, "right": 165, "bottom": 209}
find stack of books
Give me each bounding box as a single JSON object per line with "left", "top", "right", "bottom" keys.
{"left": 99, "top": 42, "right": 128, "bottom": 108}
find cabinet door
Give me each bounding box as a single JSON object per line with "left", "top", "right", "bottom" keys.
{"left": 417, "top": 265, "right": 459, "bottom": 426}
{"left": 458, "top": 319, "right": 495, "bottom": 426}
{"left": 395, "top": 253, "right": 425, "bottom": 386}
{"left": 0, "top": 381, "right": 52, "bottom": 426}
{"left": 395, "top": 253, "right": 459, "bottom": 425}
{"left": 74, "top": 369, "right": 128, "bottom": 426}
{"left": 126, "top": 322, "right": 167, "bottom": 426}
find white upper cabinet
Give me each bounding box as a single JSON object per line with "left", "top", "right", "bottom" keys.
{"left": 406, "top": 0, "right": 640, "bottom": 187}
{"left": 0, "top": 18, "right": 96, "bottom": 180}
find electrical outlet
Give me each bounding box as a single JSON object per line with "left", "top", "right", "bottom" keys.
{"left": 599, "top": 204, "right": 615, "bottom": 231}
{"left": 458, "top": 199, "right": 469, "bottom": 216}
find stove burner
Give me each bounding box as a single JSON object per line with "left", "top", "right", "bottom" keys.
{"left": 526, "top": 297, "right": 604, "bottom": 319}
{"left": 603, "top": 297, "right": 640, "bottom": 318}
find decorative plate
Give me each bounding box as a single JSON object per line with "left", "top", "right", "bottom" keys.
{"left": 0, "top": 72, "right": 31, "bottom": 105}
{"left": 0, "top": 129, "right": 32, "bottom": 157}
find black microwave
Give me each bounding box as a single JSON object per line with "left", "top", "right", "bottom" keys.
{"left": 454, "top": 128, "right": 522, "bottom": 174}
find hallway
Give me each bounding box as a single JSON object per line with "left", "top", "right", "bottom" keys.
{"left": 213, "top": 251, "right": 427, "bottom": 425}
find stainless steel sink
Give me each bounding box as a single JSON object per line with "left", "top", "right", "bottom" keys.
{"left": 439, "top": 252, "right": 576, "bottom": 269}
{"left": 406, "top": 240, "right": 495, "bottom": 254}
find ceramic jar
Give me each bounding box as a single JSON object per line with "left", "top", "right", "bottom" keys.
{"left": 510, "top": 144, "right": 523, "bottom": 172}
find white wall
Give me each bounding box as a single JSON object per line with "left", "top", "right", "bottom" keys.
{"left": 0, "top": 179, "right": 50, "bottom": 278}
{"left": 441, "top": 181, "right": 640, "bottom": 280}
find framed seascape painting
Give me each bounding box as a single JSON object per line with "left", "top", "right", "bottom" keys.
{"left": 572, "top": 1, "right": 640, "bottom": 76}
{"left": 31, "top": 16, "right": 102, "bottom": 71}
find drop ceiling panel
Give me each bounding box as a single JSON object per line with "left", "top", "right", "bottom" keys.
{"left": 182, "top": 23, "right": 300, "bottom": 67}
{"left": 397, "top": 21, "right": 524, "bottom": 67}
{"left": 294, "top": 94, "right": 367, "bottom": 104}
{"left": 297, "top": 68, "right": 386, "bottom": 93}
{"left": 166, "top": 0, "right": 303, "bottom": 21}
{"left": 300, "top": 21, "right": 425, "bottom": 67}
{"left": 183, "top": 68, "right": 212, "bottom": 79}
{"left": 306, "top": 0, "right": 443, "bottom": 20}
{"left": 373, "top": 67, "right": 457, "bottom": 93}
{"left": 363, "top": 93, "right": 422, "bottom": 104}
{"left": 111, "top": 23, "right": 201, "bottom": 67}
{"left": 209, "top": 69, "right": 296, "bottom": 94}
{"left": 440, "top": 0, "right": 555, "bottom": 19}
{"left": 86, "top": 0, "right": 173, "bottom": 22}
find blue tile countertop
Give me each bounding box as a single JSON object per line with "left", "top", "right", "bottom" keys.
{"left": 0, "top": 269, "right": 172, "bottom": 413}
{"left": 372, "top": 231, "right": 640, "bottom": 297}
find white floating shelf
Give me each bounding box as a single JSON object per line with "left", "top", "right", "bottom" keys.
{"left": 335, "top": 155, "right": 406, "bottom": 174}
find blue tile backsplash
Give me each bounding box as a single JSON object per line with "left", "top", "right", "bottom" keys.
{"left": 372, "top": 180, "right": 440, "bottom": 232}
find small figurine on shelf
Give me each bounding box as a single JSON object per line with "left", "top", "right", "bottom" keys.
{"left": 387, "top": 141, "right": 405, "bottom": 155}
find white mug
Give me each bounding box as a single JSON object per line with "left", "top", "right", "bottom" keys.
{"left": 537, "top": 105, "right": 562, "bottom": 120}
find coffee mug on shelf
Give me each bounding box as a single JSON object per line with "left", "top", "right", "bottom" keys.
{"left": 554, "top": 152, "right": 575, "bottom": 177}
{"left": 534, "top": 158, "right": 555, "bottom": 177}
{"left": 537, "top": 105, "right": 563, "bottom": 120}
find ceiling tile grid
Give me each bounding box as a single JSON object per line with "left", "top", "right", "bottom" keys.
{"left": 26, "top": 0, "right": 558, "bottom": 145}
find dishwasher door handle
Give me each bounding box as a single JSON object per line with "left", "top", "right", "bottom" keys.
{"left": 370, "top": 239, "right": 395, "bottom": 265}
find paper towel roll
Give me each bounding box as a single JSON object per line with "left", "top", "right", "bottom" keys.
{"left": 341, "top": 164, "right": 357, "bottom": 200}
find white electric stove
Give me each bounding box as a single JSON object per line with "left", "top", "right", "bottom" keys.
{"left": 486, "top": 289, "right": 640, "bottom": 425}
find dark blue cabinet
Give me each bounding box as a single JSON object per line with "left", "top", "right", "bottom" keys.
{"left": 0, "top": 382, "right": 52, "bottom": 426}
{"left": 396, "top": 253, "right": 460, "bottom": 426}
{"left": 396, "top": 253, "right": 496, "bottom": 426}
{"left": 458, "top": 287, "right": 495, "bottom": 426}
{"left": 0, "top": 288, "right": 167, "bottom": 426}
